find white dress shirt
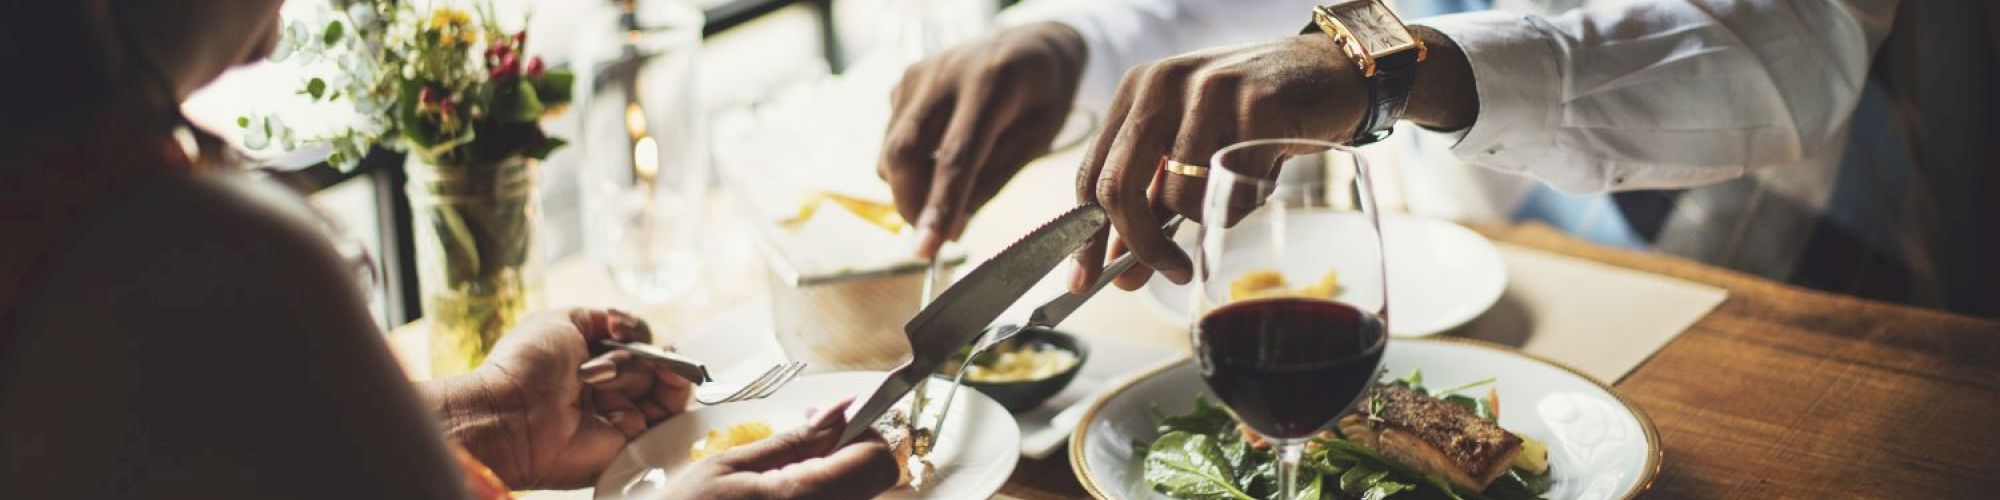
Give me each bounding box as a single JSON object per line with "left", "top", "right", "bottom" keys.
{"left": 1000, "top": 0, "right": 1902, "bottom": 193}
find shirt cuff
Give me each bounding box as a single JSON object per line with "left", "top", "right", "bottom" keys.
{"left": 1415, "top": 11, "right": 1563, "bottom": 178}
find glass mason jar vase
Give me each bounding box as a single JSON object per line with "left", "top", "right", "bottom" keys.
{"left": 405, "top": 154, "right": 542, "bottom": 377}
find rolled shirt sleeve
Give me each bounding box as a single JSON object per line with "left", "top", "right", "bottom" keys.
{"left": 999, "top": 0, "right": 1304, "bottom": 116}
{"left": 1418, "top": 0, "right": 1899, "bottom": 193}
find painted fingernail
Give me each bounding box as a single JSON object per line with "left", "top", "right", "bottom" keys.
{"left": 607, "top": 309, "right": 652, "bottom": 339}
{"left": 580, "top": 358, "right": 617, "bottom": 384}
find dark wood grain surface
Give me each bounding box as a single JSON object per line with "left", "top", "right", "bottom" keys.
{"left": 996, "top": 222, "right": 2000, "bottom": 499}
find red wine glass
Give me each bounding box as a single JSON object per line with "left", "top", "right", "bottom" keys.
{"left": 1193, "top": 139, "right": 1388, "bottom": 499}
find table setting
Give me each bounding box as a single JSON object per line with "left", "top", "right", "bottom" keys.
{"left": 367, "top": 38, "right": 2000, "bottom": 496}
{"left": 15, "top": 0, "right": 1996, "bottom": 496}
{"left": 387, "top": 127, "right": 1739, "bottom": 499}
{"left": 346, "top": 4, "right": 2000, "bottom": 499}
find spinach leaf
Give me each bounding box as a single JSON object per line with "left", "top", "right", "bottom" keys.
{"left": 1143, "top": 431, "right": 1256, "bottom": 500}
{"left": 1156, "top": 396, "right": 1238, "bottom": 437}
{"left": 1298, "top": 472, "right": 1326, "bottom": 500}
{"left": 1316, "top": 438, "right": 1468, "bottom": 500}
{"left": 1482, "top": 469, "right": 1552, "bottom": 500}
{"left": 1361, "top": 479, "right": 1415, "bottom": 500}
{"left": 1339, "top": 466, "right": 1388, "bottom": 494}
{"left": 1442, "top": 394, "right": 1495, "bottom": 421}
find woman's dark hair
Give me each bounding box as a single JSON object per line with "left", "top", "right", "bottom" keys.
{"left": 0, "top": 0, "right": 129, "bottom": 133}
{"left": 0, "top": 0, "right": 227, "bottom": 165}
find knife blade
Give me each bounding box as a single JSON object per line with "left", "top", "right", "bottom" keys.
{"left": 837, "top": 204, "right": 1108, "bottom": 445}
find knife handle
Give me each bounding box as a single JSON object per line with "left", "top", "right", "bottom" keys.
{"left": 599, "top": 339, "right": 713, "bottom": 385}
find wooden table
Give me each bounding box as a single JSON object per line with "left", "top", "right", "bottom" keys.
{"left": 995, "top": 222, "right": 2000, "bottom": 499}
{"left": 395, "top": 159, "right": 2000, "bottom": 498}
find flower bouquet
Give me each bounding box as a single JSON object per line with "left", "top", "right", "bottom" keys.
{"left": 245, "top": 0, "right": 573, "bottom": 376}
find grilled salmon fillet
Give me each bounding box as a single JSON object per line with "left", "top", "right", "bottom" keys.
{"left": 1338, "top": 384, "right": 1522, "bottom": 492}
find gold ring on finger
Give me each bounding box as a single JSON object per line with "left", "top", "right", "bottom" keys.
{"left": 1164, "top": 158, "right": 1209, "bottom": 178}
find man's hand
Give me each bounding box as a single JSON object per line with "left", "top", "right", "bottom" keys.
{"left": 1072, "top": 34, "right": 1368, "bottom": 292}
{"left": 880, "top": 21, "right": 1088, "bottom": 259}
{"left": 425, "top": 309, "right": 694, "bottom": 489}
{"left": 646, "top": 398, "right": 902, "bottom": 500}
{"left": 1070, "top": 27, "right": 1475, "bottom": 293}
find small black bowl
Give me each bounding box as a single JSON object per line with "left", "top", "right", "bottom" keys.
{"left": 958, "top": 326, "right": 1089, "bottom": 413}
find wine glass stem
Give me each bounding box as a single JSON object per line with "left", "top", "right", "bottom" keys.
{"left": 1277, "top": 441, "right": 1305, "bottom": 500}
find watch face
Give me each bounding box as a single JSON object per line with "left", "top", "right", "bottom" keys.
{"left": 1333, "top": 1, "right": 1414, "bottom": 55}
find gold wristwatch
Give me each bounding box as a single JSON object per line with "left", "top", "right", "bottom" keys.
{"left": 1302, "top": 0, "right": 1426, "bottom": 145}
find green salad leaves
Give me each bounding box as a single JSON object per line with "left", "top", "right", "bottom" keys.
{"left": 1136, "top": 372, "right": 1553, "bottom": 500}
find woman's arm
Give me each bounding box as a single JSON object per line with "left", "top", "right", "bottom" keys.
{"left": 0, "top": 174, "right": 463, "bottom": 498}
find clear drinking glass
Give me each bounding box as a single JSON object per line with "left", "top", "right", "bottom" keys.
{"left": 1192, "top": 139, "right": 1389, "bottom": 499}
{"left": 577, "top": 0, "right": 707, "bottom": 303}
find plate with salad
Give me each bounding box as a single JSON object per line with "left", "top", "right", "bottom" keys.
{"left": 1069, "top": 337, "right": 1659, "bottom": 499}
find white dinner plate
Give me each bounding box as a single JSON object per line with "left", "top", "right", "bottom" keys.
{"left": 1071, "top": 338, "right": 1660, "bottom": 499}
{"left": 594, "top": 371, "right": 1020, "bottom": 499}
{"left": 1143, "top": 212, "right": 1507, "bottom": 337}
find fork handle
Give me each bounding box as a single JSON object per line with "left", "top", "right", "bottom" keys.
{"left": 600, "top": 339, "right": 713, "bottom": 385}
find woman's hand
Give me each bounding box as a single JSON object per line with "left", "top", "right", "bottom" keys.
{"left": 424, "top": 308, "right": 694, "bottom": 489}
{"left": 880, "top": 21, "right": 1088, "bottom": 259}
{"left": 1071, "top": 34, "right": 1368, "bottom": 292}
{"left": 645, "top": 398, "right": 902, "bottom": 500}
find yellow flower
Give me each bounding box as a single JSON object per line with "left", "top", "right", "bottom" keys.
{"left": 428, "top": 7, "right": 471, "bottom": 31}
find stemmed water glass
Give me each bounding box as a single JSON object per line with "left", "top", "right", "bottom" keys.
{"left": 1191, "top": 139, "right": 1389, "bottom": 499}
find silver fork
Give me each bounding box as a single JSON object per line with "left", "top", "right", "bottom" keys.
{"left": 693, "top": 361, "right": 808, "bottom": 405}
{"left": 600, "top": 339, "right": 808, "bottom": 405}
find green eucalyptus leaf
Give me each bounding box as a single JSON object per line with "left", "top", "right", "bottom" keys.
{"left": 323, "top": 20, "right": 344, "bottom": 46}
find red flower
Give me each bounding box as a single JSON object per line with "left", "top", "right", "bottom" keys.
{"left": 491, "top": 53, "right": 520, "bottom": 81}
{"left": 525, "top": 57, "right": 544, "bottom": 79}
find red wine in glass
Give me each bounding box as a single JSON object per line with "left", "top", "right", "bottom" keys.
{"left": 1195, "top": 296, "right": 1387, "bottom": 438}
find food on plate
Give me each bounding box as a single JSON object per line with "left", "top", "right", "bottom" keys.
{"left": 689, "top": 420, "right": 774, "bottom": 460}
{"left": 871, "top": 407, "right": 937, "bottom": 489}
{"left": 1336, "top": 384, "right": 1521, "bottom": 491}
{"left": 1230, "top": 268, "right": 1340, "bottom": 301}
{"left": 1136, "top": 370, "right": 1554, "bottom": 499}
{"left": 782, "top": 191, "right": 908, "bottom": 232}
{"left": 686, "top": 409, "right": 939, "bottom": 489}
{"left": 947, "top": 338, "right": 1080, "bottom": 383}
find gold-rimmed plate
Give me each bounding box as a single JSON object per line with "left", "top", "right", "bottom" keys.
{"left": 1070, "top": 337, "right": 1661, "bottom": 499}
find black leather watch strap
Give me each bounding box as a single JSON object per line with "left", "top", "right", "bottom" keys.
{"left": 1301, "top": 21, "right": 1420, "bottom": 146}
{"left": 1352, "top": 49, "right": 1418, "bottom": 145}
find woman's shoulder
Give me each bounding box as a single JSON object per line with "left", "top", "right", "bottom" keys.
{"left": 18, "top": 170, "right": 371, "bottom": 330}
